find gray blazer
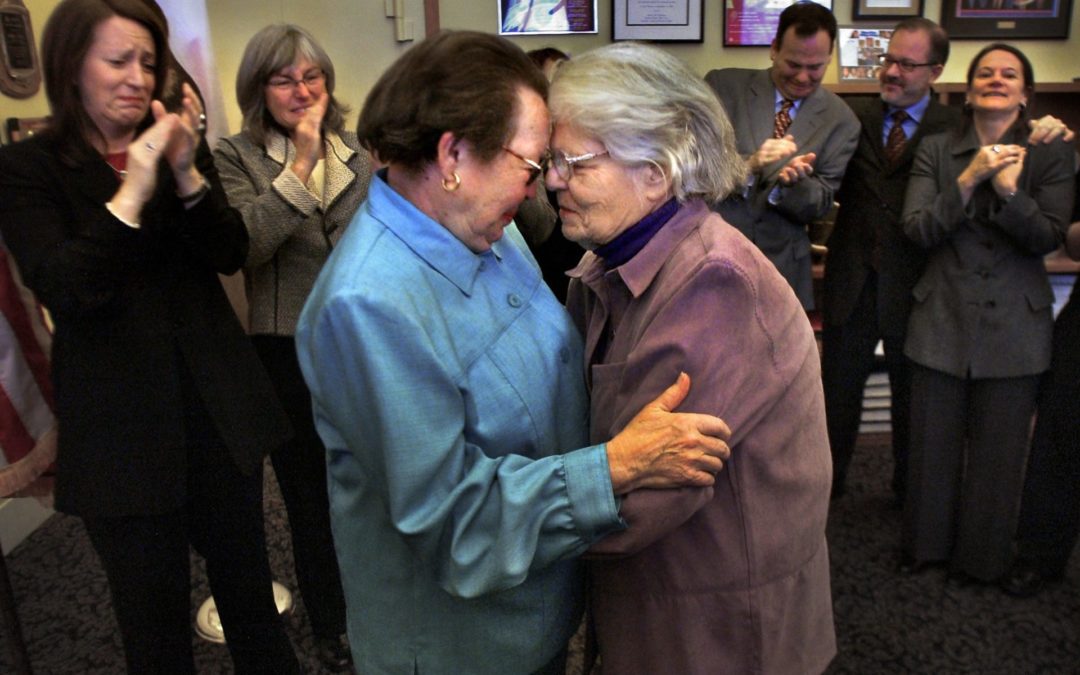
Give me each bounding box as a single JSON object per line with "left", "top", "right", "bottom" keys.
{"left": 706, "top": 67, "right": 860, "bottom": 309}
{"left": 215, "top": 130, "right": 372, "bottom": 335}
{"left": 901, "top": 124, "right": 1075, "bottom": 379}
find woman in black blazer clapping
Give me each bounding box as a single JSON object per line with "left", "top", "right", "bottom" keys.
{"left": 0, "top": 1, "right": 298, "bottom": 671}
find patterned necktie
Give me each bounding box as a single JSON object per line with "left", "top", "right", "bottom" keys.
{"left": 884, "top": 110, "right": 910, "bottom": 165}
{"left": 773, "top": 98, "right": 795, "bottom": 139}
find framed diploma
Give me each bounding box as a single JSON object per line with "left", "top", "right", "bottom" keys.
{"left": 613, "top": 0, "right": 705, "bottom": 42}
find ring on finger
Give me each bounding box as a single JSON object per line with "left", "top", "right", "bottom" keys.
{"left": 992, "top": 144, "right": 1001, "bottom": 153}
{"left": 145, "top": 141, "right": 156, "bottom": 151}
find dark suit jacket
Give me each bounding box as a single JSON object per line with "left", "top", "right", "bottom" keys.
{"left": 901, "top": 124, "right": 1075, "bottom": 379}
{"left": 706, "top": 67, "right": 860, "bottom": 308}
{"left": 824, "top": 95, "right": 961, "bottom": 337}
{"left": 0, "top": 134, "right": 291, "bottom": 517}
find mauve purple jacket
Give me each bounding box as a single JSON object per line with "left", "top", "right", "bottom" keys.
{"left": 567, "top": 199, "right": 836, "bottom": 674}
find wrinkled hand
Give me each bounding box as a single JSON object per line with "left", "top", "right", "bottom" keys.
{"left": 606, "top": 372, "right": 732, "bottom": 494}
{"left": 290, "top": 91, "right": 328, "bottom": 184}
{"left": 1028, "top": 115, "right": 1074, "bottom": 145}
{"left": 748, "top": 135, "right": 798, "bottom": 173}
{"left": 778, "top": 152, "right": 816, "bottom": 187}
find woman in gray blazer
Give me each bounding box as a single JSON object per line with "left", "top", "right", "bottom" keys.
{"left": 214, "top": 24, "right": 372, "bottom": 671}
{"left": 900, "top": 43, "right": 1075, "bottom": 584}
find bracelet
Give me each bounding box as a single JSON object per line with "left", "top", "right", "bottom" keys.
{"left": 177, "top": 179, "right": 210, "bottom": 204}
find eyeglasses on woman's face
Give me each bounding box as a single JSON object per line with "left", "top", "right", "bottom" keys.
{"left": 550, "top": 149, "right": 609, "bottom": 182}
{"left": 266, "top": 69, "right": 325, "bottom": 92}
{"left": 502, "top": 146, "right": 550, "bottom": 186}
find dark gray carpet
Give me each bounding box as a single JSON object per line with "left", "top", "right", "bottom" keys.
{"left": 3, "top": 437, "right": 1078, "bottom": 674}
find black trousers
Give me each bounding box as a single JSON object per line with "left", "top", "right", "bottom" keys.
{"left": 83, "top": 442, "right": 298, "bottom": 674}
{"left": 904, "top": 364, "right": 1038, "bottom": 581}
{"left": 1015, "top": 293, "right": 1080, "bottom": 576}
{"left": 822, "top": 272, "right": 912, "bottom": 497}
{"left": 252, "top": 335, "right": 347, "bottom": 639}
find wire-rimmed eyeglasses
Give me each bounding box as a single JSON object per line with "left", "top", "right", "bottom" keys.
{"left": 877, "top": 54, "right": 937, "bottom": 73}
{"left": 502, "top": 147, "right": 549, "bottom": 186}
{"left": 550, "top": 149, "right": 609, "bottom": 181}
{"left": 266, "top": 70, "right": 326, "bottom": 92}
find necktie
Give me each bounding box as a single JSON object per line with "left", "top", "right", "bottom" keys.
{"left": 773, "top": 98, "right": 795, "bottom": 139}
{"left": 884, "top": 110, "right": 910, "bottom": 165}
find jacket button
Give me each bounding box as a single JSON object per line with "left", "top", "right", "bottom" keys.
{"left": 985, "top": 300, "right": 996, "bottom": 308}
{"left": 507, "top": 293, "right": 522, "bottom": 308}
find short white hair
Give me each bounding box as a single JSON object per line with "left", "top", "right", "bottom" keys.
{"left": 549, "top": 42, "right": 746, "bottom": 203}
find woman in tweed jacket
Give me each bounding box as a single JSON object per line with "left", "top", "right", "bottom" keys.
{"left": 214, "top": 24, "right": 372, "bottom": 671}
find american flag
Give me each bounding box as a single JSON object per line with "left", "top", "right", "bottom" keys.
{"left": 0, "top": 243, "right": 56, "bottom": 497}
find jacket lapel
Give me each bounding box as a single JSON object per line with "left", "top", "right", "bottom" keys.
{"left": 322, "top": 132, "right": 358, "bottom": 211}
{"left": 264, "top": 131, "right": 357, "bottom": 212}
{"left": 786, "top": 85, "right": 825, "bottom": 145}
{"left": 749, "top": 70, "right": 776, "bottom": 149}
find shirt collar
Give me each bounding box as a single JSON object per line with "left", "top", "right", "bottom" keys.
{"left": 571, "top": 199, "right": 708, "bottom": 298}
{"left": 887, "top": 92, "right": 931, "bottom": 126}
{"left": 367, "top": 169, "right": 503, "bottom": 296}
{"left": 775, "top": 89, "right": 804, "bottom": 113}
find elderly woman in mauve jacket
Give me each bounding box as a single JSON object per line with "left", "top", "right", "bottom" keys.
{"left": 900, "top": 43, "right": 1074, "bottom": 585}
{"left": 213, "top": 24, "right": 371, "bottom": 671}
{"left": 547, "top": 42, "right": 836, "bottom": 674}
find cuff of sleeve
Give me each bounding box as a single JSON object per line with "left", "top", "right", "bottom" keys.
{"left": 272, "top": 169, "right": 319, "bottom": 216}
{"left": 105, "top": 201, "right": 141, "bottom": 229}
{"left": 562, "top": 443, "right": 625, "bottom": 540}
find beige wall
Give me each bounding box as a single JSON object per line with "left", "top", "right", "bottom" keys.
{"left": 4, "top": 0, "right": 1080, "bottom": 136}
{"left": 442, "top": 0, "right": 1080, "bottom": 85}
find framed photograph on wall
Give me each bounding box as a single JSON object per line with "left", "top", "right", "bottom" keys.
{"left": 613, "top": 0, "right": 704, "bottom": 42}
{"left": 724, "top": 0, "right": 833, "bottom": 47}
{"left": 499, "top": 0, "right": 599, "bottom": 35}
{"left": 838, "top": 26, "right": 891, "bottom": 80}
{"left": 853, "top": 0, "right": 923, "bottom": 20}
{"left": 941, "top": 0, "right": 1072, "bottom": 39}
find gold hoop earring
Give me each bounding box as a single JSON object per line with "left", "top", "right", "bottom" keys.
{"left": 441, "top": 172, "right": 461, "bottom": 192}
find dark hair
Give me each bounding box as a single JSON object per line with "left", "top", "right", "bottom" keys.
{"left": 892, "top": 17, "right": 950, "bottom": 66}
{"left": 526, "top": 47, "right": 568, "bottom": 70}
{"left": 235, "top": 24, "right": 349, "bottom": 147}
{"left": 963, "top": 43, "right": 1035, "bottom": 126}
{"left": 774, "top": 2, "right": 837, "bottom": 49}
{"left": 40, "top": 0, "right": 169, "bottom": 159}
{"left": 357, "top": 30, "right": 547, "bottom": 172}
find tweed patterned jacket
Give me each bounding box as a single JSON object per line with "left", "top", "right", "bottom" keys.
{"left": 215, "top": 129, "right": 372, "bottom": 335}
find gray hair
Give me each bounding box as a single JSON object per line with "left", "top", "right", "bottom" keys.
{"left": 548, "top": 42, "right": 746, "bottom": 203}
{"left": 235, "top": 24, "right": 350, "bottom": 146}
